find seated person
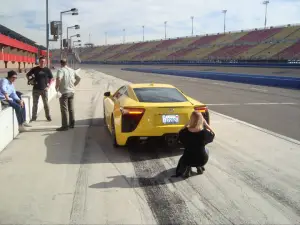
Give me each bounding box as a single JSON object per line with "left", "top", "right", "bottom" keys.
{"left": 0, "top": 70, "right": 31, "bottom": 132}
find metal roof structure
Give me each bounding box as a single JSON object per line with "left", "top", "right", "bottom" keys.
{"left": 0, "top": 24, "right": 46, "bottom": 49}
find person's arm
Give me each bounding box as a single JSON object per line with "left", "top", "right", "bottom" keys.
{"left": 47, "top": 68, "right": 54, "bottom": 83}
{"left": 26, "top": 67, "right": 34, "bottom": 80}
{"left": 74, "top": 71, "right": 81, "bottom": 86}
{"left": 55, "top": 69, "right": 62, "bottom": 91}
{"left": 0, "top": 79, "right": 12, "bottom": 101}
{"left": 203, "top": 118, "right": 214, "bottom": 133}
{"left": 178, "top": 128, "right": 187, "bottom": 144}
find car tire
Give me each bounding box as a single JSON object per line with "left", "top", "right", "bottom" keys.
{"left": 103, "top": 103, "right": 107, "bottom": 127}
{"left": 111, "top": 116, "right": 119, "bottom": 148}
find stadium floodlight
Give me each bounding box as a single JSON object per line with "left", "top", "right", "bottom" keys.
{"left": 123, "top": 29, "right": 125, "bottom": 44}
{"left": 263, "top": 1, "right": 270, "bottom": 28}
{"left": 191, "top": 16, "right": 194, "bottom": 36}
{"left": 60, "top": 8, "right": 79, "bottom": 59}
{"left": 222, "top": 10, "right": 227, "bottom": 34}
{"left": 67, "top": 25, "right": 81, "bottom": 49}
{"left": 164, "top": 21, "right": 167, "bottom": 39}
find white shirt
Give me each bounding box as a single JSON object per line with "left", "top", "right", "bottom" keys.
{"left": 56, "top": 66, "right": 80, "bottom": 94}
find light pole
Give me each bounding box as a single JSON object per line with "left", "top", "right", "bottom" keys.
{"left": 191, "top": 16, "right": 194, "bottom": 36}
{"left": 123, "top": 29, "right": 125, "bottom": 44}
{"left": 164, "top": 21, "right": 167, "bottom": 39}
{"left": 142, "top": 25, "right": 145, "bottom": 42}
{"left": 222, "top": 10, "right": 227, "bottom": 34}
{"left": 70, "top": 34, "right": 80, "bottom": 45}
{"left": 73, "top": 40, "right": 81, "bottom": 48}
{"left": 46, "top": 0, "right": 49, "bottom": 66}
{"left": 105, "top": 32, "right": 107, "bottom": 45}
{"left": 263, "top": 0, "right": 270, "bottom": 28}
{"left": 60, "top": 8, "right": 78, "bottom": 59}
{"left": 67, "top": 25, "right": 80, "bottom": 49}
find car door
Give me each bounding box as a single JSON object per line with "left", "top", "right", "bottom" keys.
{"left": 112, "top": 86, "right": 127, "bottom": 120}
{"left": 104, "top": 86, "right": 126, "bottom": 128}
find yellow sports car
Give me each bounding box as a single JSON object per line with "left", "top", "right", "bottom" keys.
{"left": 103, "top": 83, "right": 210, "bottom": 147}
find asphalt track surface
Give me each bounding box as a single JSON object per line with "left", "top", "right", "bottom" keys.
{"left": 81, "top": 64, "right": 300, "bottom": 141}
{"left": 1, "top": 67, "right": 300, "bottom": 225}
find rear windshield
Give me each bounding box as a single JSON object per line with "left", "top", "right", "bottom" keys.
{"left": 133, "top": 87, "right": 187, "bottom": 102}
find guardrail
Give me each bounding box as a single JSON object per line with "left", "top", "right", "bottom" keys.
{"left": 121, "top": 68, "right": 300, "bottom": 89}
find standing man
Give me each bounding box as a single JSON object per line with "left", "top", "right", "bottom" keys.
{"left": 0, "top": 70, "right": 31, "bottom": 132}
{"left": 26, "top": 56, "right": 53, "bottom": 121}
{"left": 55, "top": 58, "right": 81, "bottom": 131}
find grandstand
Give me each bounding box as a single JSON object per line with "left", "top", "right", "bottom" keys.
{"left": 0, "top": 24, "right": 50, "bottom": 73}
{"left": 50, "top": 23, "right": 300, "bottom": 63}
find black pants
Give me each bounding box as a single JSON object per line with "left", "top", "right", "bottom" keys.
{"left": 175, "top": 148, "right": 209, "bottom": 177}
{"left": 59, "top": 92, "right": 75, "bottom": 127}
{"left": 32, "top": 89, "right": 50, "bottom": 119}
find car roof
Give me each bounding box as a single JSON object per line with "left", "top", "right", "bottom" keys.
{"left": 129, "top": 83, "right": 176, "bottom": 88}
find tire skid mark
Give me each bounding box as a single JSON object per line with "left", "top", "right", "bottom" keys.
{"left": 129, "top": 150, "right": 198, "bottom": 225}
{"left": 70, "top": 82, "right": 104, "bottom": 224}
{"left": 212, "top": 141, "right": 300, "bottom": 222}
{"left": 165, "top": 157, "right": 237, "bottom": 224}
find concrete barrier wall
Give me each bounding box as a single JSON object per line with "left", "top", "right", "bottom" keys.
{"left": 0, "top": 107, "right": 19, "bottom": 152}
{"left": 121, "top": 68, "right": 300, "bottom": 90}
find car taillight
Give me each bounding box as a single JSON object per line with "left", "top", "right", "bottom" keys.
{"left": 194, "top": 106, "right": 210, "bottom": 124}
{"left": 194, "top": 106, "right": 207, "bottom": 113}
{"left": 121, "top": 107, "right": 145, "bottom": 115}
{"left": 121, "top": 107, "right": 145, "bottom": 132}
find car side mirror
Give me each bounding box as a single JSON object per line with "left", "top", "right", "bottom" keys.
{"left": 104, "top": 91, "right": 111, "bottom": 97}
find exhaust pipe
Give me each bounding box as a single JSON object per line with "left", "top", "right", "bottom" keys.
{"left": 165, "top": 134, "right": 179, "bottom": 147}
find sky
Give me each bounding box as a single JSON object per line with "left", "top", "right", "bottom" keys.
{"left": 0, "top": 0, "right": 300, "bottom": 49}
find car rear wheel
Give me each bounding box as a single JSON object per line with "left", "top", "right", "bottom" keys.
{"left": 103, "top": 103, "right": 107, "bottom": 127}
{"left": 111, "top": 116, "right": 119, "bottom": 148}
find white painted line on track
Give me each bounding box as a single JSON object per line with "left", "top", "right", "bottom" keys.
{"left": 213, "top": 82, "right": 228, "bottom": 86}
{"left": 245, "top": 102, "right": 297, "bottom": 105}
{"left": 250, "top": 87, "right": 268, "bottom": 92}
{"left": 210, "top": 109, "right": 300, "bottom": 145}
{"left": 207, "top": 102, "right": 298, "bottom": 106}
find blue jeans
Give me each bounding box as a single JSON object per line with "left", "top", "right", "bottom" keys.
{"left": 8, "top": 100, "right": 26, "bottom": 125}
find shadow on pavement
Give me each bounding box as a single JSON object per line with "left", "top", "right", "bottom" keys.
{"left": 42, "top": 118, "right": 183, "bottom": 164}
{"left": 89, "top": 168, "right": 202, "bottom": 189}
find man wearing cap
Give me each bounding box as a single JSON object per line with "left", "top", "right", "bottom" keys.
{"left": 0, "top": 70, "right": 31, "bottom": 131}
{"left": 26, "top": 56, "right": 53, "bottom": 121}
{"left": 55, "top": 58, "right": 81, "bottom": 131}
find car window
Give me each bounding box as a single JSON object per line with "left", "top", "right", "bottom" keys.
{"left": 113, "top": 86, "right": 127, "bottom": 99}
{"left": 133, "top": 87, "right": 187, "bottom": 102}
